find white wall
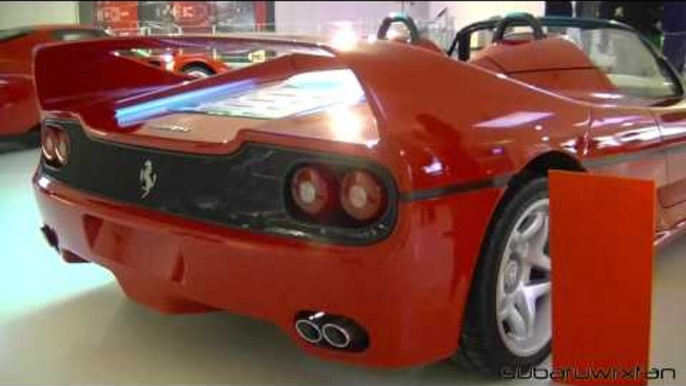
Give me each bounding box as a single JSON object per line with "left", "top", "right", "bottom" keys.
{"left": 0, "top": 1, "right": 545, "bottom": 36}
{"left": 275, "top": 1, "right": 429, "bottom": 37}
{"left": 274, "top": 1, "right": 544, "bottom": 39}
{"left": 0, "top": 1, "right": 78, "bottom": 29}
{"left": 429, "top": 1, "right": 545, "bottom": 30}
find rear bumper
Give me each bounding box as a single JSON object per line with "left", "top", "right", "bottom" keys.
{"left": 33, "top": 173, "right": 503, "bottom": 368}
{"left": 0, "top": 126, "right": 39, "bottom": 143}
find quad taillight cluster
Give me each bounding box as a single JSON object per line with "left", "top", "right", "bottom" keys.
{"left": 42, "top": 124, "right": 70, "bottom": 167}
{"left": 289, "top": 165, "right": 387, "bottom": 226}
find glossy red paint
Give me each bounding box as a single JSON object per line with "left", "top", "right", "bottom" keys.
{"left": 471, "top": 37, "right": 617, "bottom": 95}
{"left": 174, "top": 51, "right": 229, "bottom": 74}
{"left": 472, "top": 37, "right": 599, "bottom": 72}
{"left": 30, "top": 29, "right": 686, "bottom": 368}
{"left": 144, "top": 49, "right": 230, "bottom": 76}
{"left": 0, "top": 25, "right": 106, "bottom": 138}
{"left": 34, "top": 173, "right": 502, "bottom": 367}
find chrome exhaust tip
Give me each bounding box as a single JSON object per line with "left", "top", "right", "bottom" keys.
{"left": 322, "top": 323, "right": 352, "bottom": 348}
{"left": 295, "top": 319, "right": 323, "bottom": 344}
{"left": 294, "top": 311, "right": 369, "bottom": 351}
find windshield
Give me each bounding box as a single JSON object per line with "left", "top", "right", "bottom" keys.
{"left": 560, "top": 27, "right": 679, "bottom": 98}
{"left": 456, "top": 20, "right": 681, "bottom": 99}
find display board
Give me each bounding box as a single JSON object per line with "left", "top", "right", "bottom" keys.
{"left": 550, "top": 171, "right": 654, "bottom": 386}
{"left": 79, "top": 1, "right": 274, "bottom": 36}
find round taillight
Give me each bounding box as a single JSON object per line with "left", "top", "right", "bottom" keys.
{"left": 291, "top": 166, "right": 336, "bottom": 216}
{"left": 54, "top": 130, "right": 70, "bottom": 165}
{"left": 42, "top": 126, "right": 58, "bottom": 162}
{"left": 340, "top": 170, "right": 386, "bottom": 221}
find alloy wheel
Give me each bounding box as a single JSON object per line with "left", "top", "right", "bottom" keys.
{"left": 496, "top": 198, "right": 551, "bottom": 357}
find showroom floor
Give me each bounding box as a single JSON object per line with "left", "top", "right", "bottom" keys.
{"left": 0, "top": 142, "right": 684, "bottom": 385}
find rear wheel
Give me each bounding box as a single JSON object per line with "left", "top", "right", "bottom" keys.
{"left": 181, "top": 64, "right": 215, "bottom": 78}
{"left": 453, "top": 177, "right": 551, "bottom": 375}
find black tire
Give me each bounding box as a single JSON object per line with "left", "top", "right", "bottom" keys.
{"left": 181, "top": 64, "right": 215, "bottom": 78}
{"left": 452, "top": 176, "right": 550, "bottom": 375}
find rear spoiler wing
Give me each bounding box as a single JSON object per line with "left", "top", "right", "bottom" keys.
{"left": 33, "top": 32, "right": 509, "bottom": 153}
{"left": 33, "top": 32, "right": 591, "bottom": 196}
{"left": 33, "top": 35, "right": 335, "bottom": 117}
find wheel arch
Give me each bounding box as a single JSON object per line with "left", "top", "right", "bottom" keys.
{"left": 460, "top": 149, "right": 585, "bottom": 298}
{"left": 180, "top": 61, "right": 215, "bottom": 74}
{"left": 464, "top": 149, "right": 585, "bottom": 315}
{"left": 454, "top": 150, "right": 584, "bottom": 370}
{"left": 488, "top": 150, "right": 585, "bottom": 233}
{"left": 507, "top": 150, "right": 585, "bottom": 197}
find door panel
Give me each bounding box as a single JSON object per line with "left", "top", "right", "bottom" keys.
{"left": 653, "top": 103, "right": 686, "bottom": 225}
{"left": 584, "top": 106, "right": 668, "bottom": 230}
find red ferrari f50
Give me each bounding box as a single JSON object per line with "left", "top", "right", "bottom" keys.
{"left": 32, "top": 15, "right": 686, "bottom": 373}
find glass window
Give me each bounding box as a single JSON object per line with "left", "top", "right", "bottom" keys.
{"left": 469, "top": 29, "right": 494, "bottom": 54}
{"left": 560, "top": 27, "right": 680, "bottom": 99}
{"left": 456, "top": 24, "right": 681, "bottom": 99}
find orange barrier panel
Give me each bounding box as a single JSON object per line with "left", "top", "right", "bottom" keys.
{"left": 550, "top": 171, "right": 654, "bottom": 386}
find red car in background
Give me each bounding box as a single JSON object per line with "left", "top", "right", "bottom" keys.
{"left": 31, "top": 15, "right": 686, "bottom": 374}
{"left": 0, "top": 25, "right": 107, "bottom": 142}
{"left": 142, "top": 48, "right": 230, "bottom": 77}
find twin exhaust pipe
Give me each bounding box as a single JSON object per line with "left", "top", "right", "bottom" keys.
{"left": 294, "top": 311, "right": 368, "bottom": 351}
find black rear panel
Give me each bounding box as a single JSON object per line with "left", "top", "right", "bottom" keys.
{"left": 41, "top": 120, "right": 397, "bottom": 245}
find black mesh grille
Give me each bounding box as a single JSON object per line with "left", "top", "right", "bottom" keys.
{"left": 40, "top": 120, "right": 397, "bottom": 245}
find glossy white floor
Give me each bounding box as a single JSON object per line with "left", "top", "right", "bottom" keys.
{"left": 0, "top": 143, "right": 683, "bottom": 385}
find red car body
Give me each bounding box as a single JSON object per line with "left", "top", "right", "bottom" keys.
{"left": 31, "top": 17, "right": 686, "bottom": 369}
{"left": 0, "top": 25, "right": 106, "bottom": 140}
